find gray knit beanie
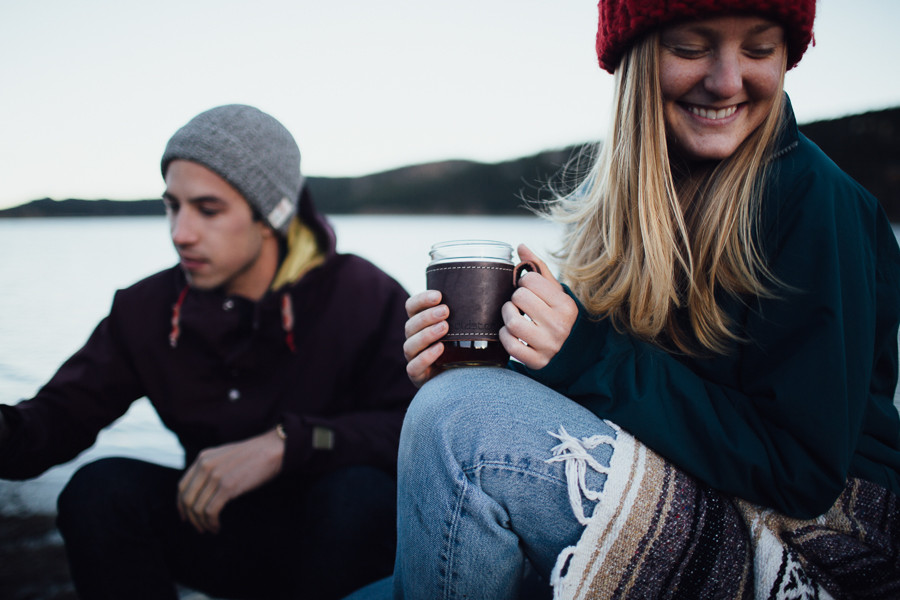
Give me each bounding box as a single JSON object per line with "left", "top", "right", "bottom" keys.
{"left": 161, "top": 104, "right": 304, "bottom": 236}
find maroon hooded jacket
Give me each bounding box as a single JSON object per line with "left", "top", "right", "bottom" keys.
{"left": 0, "top": 194, "right": 416, "bottom": 480}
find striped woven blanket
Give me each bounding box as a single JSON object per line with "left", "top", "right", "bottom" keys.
{"left": 547, "top": 426, "right": 900, "bottom": 599}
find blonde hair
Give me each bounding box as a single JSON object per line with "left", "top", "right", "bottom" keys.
{"left": 550, "top": 33, "right": 787, "bottom": 355}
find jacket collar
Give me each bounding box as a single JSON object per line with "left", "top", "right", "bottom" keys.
{"left": 771, "top": 93, "right": 801, "bottom": 162}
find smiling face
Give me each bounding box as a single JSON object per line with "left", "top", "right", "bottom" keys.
{"left": 163, "top": 159, "right": 279, "bottom": 300}
{"left": 659, "top": 15, "right": 787, "bottom": 162}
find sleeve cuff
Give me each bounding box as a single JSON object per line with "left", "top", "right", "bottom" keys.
{"left": 278, "top": 414, "right": 337, "bottom": 474}
{"left": 279, "top": 413, "right": 312, "bottom": 474}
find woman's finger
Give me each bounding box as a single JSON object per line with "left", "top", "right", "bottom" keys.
{"left": 404, "top": 302, "right": 448, "bottom": 342}
{"left": 405, "top": 338, "right": 445, "bottom": 387}
{"left": 516, "top": 244, "right": 558, "bottom": 284}
{"left": 403, "top": 317, "right": 448, "bottom": 362}
{"left": 499, "top": 324, "right": 545, "bottom": 368}
{"left": 501, "top": 300, "right": 539, "bottom": 344}
{"left": 405, "top": 290, "right": 442, "bottom": 319}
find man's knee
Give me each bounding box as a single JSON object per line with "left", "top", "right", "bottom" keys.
{"left": 58, "top": 457, "right": 130, "bottom": 531}
{"left": 57, "top": 457, "right": 174, "bottom": 539}
{"left": 306, "top": 466, "right": 396, "bottom": 537}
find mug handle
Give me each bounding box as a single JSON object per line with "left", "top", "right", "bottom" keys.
{"left": 514, "top": 260, "right": 541, "bottom": 284}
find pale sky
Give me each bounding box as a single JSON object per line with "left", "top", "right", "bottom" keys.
{"left": 0, "top": 0, "right": 898, "bottom": 210}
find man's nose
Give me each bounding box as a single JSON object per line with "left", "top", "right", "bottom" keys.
{"left": 170, "top": 212, "right": 198, "bottom": 246}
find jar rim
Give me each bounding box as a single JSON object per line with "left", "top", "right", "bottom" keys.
{"left": 428, "top": 239, "right": 514, "bottom": 264}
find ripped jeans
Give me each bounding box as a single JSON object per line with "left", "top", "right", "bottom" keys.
{"left": 390, "top": 367, "right": 616, "bottom": 599}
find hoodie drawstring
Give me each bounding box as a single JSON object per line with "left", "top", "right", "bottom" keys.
{"left": 169, "top": 285, "right": 190, "bottom": 348}
{"left": 281, "top": 292, "right": 296, "bottom": 353}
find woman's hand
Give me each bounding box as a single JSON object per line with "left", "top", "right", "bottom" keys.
{"left": 501, "top": 244, "right": 578, "bottom": 370}
{"left": 403, "top": 290, "right": 449, "bottom": 388}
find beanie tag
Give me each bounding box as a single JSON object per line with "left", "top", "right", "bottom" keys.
{"left": 268, "top": 196, "right": 294, "bottom": 230}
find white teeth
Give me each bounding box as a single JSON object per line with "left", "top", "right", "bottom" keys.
{"left": 688, "top": 105, "right": 738, "bottom": 120}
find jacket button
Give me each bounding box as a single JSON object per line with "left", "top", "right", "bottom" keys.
{"left": 227, "top": 388, "right": 240, "bottom": 402}
{"left": 223, "top": 299, "right": 235, "bottom": 311}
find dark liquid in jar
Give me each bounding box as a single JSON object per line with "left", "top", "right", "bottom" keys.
{"left": 436, "top": 340, "right": 509, "bottom": 368}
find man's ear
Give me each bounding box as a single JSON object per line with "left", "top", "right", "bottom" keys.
{"left": 258, "top": 221, "right": 276, "bottom": 238}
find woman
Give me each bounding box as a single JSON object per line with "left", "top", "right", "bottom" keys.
{"left": 357, "top": 0, "right": 900, "bottom": 598}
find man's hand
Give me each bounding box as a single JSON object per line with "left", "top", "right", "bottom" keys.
{"left": 177, "top": 427, "right": 285, "bottom": 534}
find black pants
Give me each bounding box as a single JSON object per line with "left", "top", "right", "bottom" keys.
{"left": 56, "top": 457, "right": 397, "bottom": 600}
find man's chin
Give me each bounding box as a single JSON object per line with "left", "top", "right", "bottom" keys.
{"left": 181, "top": 270, "right": 219, "bottom": 291}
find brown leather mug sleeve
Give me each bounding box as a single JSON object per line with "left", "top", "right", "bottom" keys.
{"left": 426, "top": 261, "right": 515, "bottom": 341}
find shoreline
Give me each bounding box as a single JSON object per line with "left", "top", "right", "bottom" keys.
{"left": 0, "top": 512, "right": 75, "bottom": 600}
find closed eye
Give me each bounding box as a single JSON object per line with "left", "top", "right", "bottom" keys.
{"left": 744, "top": 45, "right": 778, "bottom": 59}
{"left": 663, "top": 44, "right": 709, "bottom": 59}
{"left": 194, "top": 199, "right": 225, "bottom": 217}
{"left": 161, "top": 194, "right": 179, "bottom": 213}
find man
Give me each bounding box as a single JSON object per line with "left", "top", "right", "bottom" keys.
{"left": 0, "top": 105, "right": 416, "bottom": 599}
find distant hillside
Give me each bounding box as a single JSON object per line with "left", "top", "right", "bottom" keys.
{"left": 306, "top": 148, "right": 577, "bottom": 215}
{"left": 0, "top": 197, "right": 165, "bottom": 218}
{"left": 1, "top": 106, "right": 897, "bottom": 220}
{"left": 0, "top": 147, "right": 577, "bottom": 219}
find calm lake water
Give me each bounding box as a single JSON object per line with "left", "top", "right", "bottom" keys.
{"left": 0, "top": 215, "right": 564, "bottom": 513}
{"left": 1, "top": 217, "right": 899, "bottom": 515}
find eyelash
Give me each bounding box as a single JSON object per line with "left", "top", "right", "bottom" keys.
{"left": 745, "top": 47, "right": 777, "bottom": 59}
{"left": 665, "top": 45, "right": 777, "bottom": 60}
{"left": 664, "top": 44, "right": 706, "bottom": 58}
{"left": 162, "top": 199, "right": 220, "bottom": 217}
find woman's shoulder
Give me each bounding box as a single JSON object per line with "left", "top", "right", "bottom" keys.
{"left": 770, "top": 97, "right": 877, "bottom": 204}
{"left": 766, "top": 132, "right": 883, "bottom": 231}
{"left": 779, "top": 133, "right": 874, "bottom": 197}
{"left": 759, "top": 131, "right": 900, "bottom": 282}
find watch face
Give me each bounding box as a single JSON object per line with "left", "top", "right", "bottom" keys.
{"left": 312, "top": 426, "right": 335, "bottom": 450}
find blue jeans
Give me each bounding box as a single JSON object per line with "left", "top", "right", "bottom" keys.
{"left": 57, "top": 458, "right": 397, "bottom": 599}
{"left": 347, "top": 367, "right": 615, "bottom": 599}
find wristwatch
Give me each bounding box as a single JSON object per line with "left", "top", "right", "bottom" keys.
{"left": 311, "top": 426, "right": 334, "bottom": 450}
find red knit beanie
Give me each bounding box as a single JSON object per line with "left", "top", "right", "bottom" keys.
{"left": 596, "top": 0, "right": 816, "bottom": 73}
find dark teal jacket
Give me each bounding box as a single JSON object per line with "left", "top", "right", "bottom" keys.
{"left": 517, "top": 99, "right": 900, "bottom": 519}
